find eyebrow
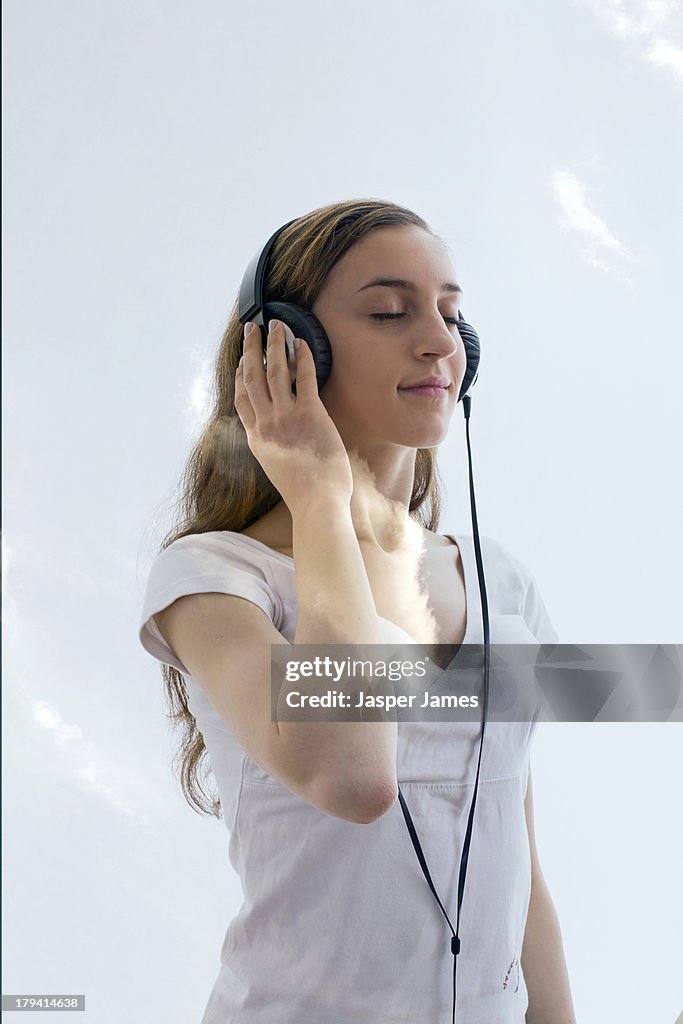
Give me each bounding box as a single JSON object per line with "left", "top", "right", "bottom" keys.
{"left": 353, "top": 277, "right": 463, "bottom": 296}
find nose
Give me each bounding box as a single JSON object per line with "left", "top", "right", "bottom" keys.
{"left": 414, "top": 311, "right": 464, "bottom": 361}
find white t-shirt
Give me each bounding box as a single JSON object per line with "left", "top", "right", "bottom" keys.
{"left": 138, "top": 530, "right": 560, "bottom": 1024}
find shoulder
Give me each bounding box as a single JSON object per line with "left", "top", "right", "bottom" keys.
{"left": 149, "top": 530, "right": 273, "bottom": 572}
{"left": 139, "top": 530, "right": 287, "bottom": 670}
{"left": 470, "top": 534, "right": 559, "bottom": 643}
{"left": 453, "top": 531, "right": 539, "bottom": 603}
{"left": 141, "top": 529, "right": 283, "bottom": 614}
{"left": 479, "top": 534, "right": 531, "bottom": 582}
{"left": 430, "top": 530, "right": 525, "bottom": 572}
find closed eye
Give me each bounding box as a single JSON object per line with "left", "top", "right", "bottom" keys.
{"left": 371, "top": 313, "right": 460, "bottom": 325}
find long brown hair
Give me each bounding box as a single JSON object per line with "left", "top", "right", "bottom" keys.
{"left": 158, "top": 198, "right": 447, "bottom": 817}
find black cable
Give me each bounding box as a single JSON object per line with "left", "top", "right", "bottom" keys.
{"left": 396, "top": 396, "right": 491, "bottom": 1023}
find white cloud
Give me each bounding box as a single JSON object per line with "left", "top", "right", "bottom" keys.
{"left": 32, "top": 701, "right": 85, "bottom": 746}
{"left": 577, "top": 0, "right": 678, "bottom": 38}
{"left": 550, "top": 170, "right": 638, "bottom": 281}
{"left": 646, "top": 34, "right": 683, "bottom": 75}
{"left": 1, "top": 533, "right": 20, "bottom": 642}
{"left": 30, "top": 699, "right": 156, "bottom": 832}
{"left": 576, "top": 0, "right": 683, "bottom": 81}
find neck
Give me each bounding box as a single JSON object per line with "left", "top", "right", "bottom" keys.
{"left": 345, "top": 446, "right": 417, "bottom": 554}
{"left": 265, "top": 446, "right": 424, "bottom": 556}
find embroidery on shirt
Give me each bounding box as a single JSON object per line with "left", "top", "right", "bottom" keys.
{"left": 502, "top": 955, "right": 520, "bottom": 993}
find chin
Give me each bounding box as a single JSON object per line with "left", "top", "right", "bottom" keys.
{"left": 397, "top": 426, "right": 450, "bottom": 448}
{"left": 348, "top": 403, "right": 453, "bottom": 450}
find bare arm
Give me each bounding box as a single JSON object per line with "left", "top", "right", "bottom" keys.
{"left": 522, "top": 770, "right": 577, "bottom": 1024}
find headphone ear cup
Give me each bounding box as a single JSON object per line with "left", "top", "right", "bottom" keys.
{"left": 263, "top": 301, "right": 332, "bottom": 395}
{"left": 456, "top": 312, "right": 481, "bottom": 402}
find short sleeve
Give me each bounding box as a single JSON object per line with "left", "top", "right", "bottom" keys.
{"left": 480, "top": 535, "right": 561, "bottom": 645}
{"left": 138, "top": 532, "right": 282, "bottom": 674}
{"left": 521, "top": 567, "right": 561, "bottom": 644}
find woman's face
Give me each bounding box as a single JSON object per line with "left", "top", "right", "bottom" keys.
{"left": 311, "top": 224, "right": 467, "bottom": 452}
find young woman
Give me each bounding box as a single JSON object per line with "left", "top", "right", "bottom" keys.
{"left": 139, "top": 199, "right": 577, "bottom": 1023}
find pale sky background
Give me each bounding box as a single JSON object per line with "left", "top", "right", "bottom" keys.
{"left": 3, "top": 0, "right": 683, "bottom": 1021}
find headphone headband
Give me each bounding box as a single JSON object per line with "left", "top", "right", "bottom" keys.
{"left": 238, "top": 219, "right": 297, "bottom": 328}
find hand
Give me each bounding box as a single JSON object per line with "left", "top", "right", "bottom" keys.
{"left": 234, "top": 319, "right": 354, "bottom": 510}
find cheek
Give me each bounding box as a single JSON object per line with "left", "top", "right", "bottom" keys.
{"left": 320, "top": 363, "right": 389, "bottom": 422}
{"left": 324, "top": 336, "right": 373, "bottom": 392}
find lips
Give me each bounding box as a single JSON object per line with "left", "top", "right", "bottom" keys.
{"left": 399, "top": 385, "right": 449, "bottom": 398}
{"left": 399, "top": 376, "right": 450, "bottom": 390}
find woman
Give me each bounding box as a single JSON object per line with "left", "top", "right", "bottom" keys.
{"left": 138, "top": 198, "right": 577, "bottom": 1023}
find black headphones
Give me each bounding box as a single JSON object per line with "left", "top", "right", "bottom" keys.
{"left": 238, "top": 215, "right": 492, "bottom": 1024}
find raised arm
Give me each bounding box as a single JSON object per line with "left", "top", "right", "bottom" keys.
{"left": 155, "top": 322, "right": 398, "bottom": 825}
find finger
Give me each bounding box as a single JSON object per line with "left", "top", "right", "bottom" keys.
{"left": 266, "top": 320, "right": 296, "bottom": 407}
{"left": 234, "top": 359, "right": 256, "bottom": 430}
{"left": 241, "top": 321, "right": 273, "bottom": 411}
{"left": 291, "top": 335, "right": 320, "bottom": 404}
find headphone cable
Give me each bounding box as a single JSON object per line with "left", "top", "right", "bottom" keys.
{"left": 396, "top": 394, "right": 490, "bottom": 1024}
